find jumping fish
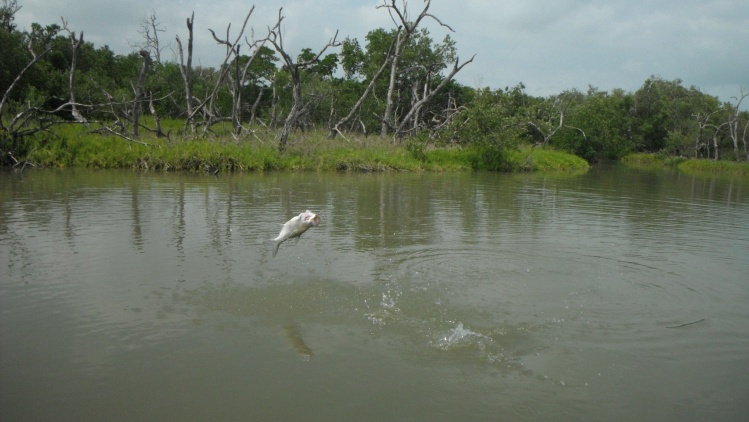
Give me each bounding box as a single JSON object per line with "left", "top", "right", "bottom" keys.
{"left": 270, "top": 210, "right": 320, "bottom": 257}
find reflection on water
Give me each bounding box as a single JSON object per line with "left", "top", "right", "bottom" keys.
{"left": 1, "top": 166, "right": 748, "bottom": 421}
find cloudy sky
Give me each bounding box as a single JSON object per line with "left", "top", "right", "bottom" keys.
{"left": 14, "top": 0, "right": 749, "bottom": 105}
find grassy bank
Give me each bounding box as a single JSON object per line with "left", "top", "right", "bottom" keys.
{"left": 623, "top": 153, "right": 749, "bottom": 177}
{"left": 15, "top": 122, "right": 589, "bottom": 173}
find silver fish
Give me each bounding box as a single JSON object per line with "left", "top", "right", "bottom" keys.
{"left": 270, "top": 210, "right": 320, "bottom": 257}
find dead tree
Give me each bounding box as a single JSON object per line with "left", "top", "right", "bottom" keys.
{"left": 376, "top": 0, "right": 456, "bottom": 137}
{"left": 328, "top": 32, "right": 397, "bottom": 140}
{"left": 526, "top": 94, "right": 574, "bottom": 148}
{"left": 743, "top": 120, "right": 749, "bottom": 161}
{"left": 131, "top": 50, "right": 153, "bottom": 138}
{"left": 0, "top": 26, "right": 58, "bottom": 137}
{"left": 520, "top": 93, "right": 578, "bottom": 167}
{"left": 175, "top": 13, "right": 196, "bottom": 134}
{"left": 209, "top": 6, "right": 273, "bottom": 136}
{"left": 694, "top": 110, "right": 721, "bottom": 158}
{"left": 1, "top": 19, "right": 88, "bottom": 146}
{"left": 268, "top": 8, "right": 339, "bottom": 151}
{"left": 182, "top": 6, "right": 257, "bottom": 137}
{"left": 727, "top": 87, "right": 748, "bottom": 161}
{"left": 394, "top": 54, "right": 474, "bottom": 137}
{"left": 61, "top": 19, "right": 88, "bottom": 125}
{"left": 132, "top": 10, "right": 166, "bottom": 64}
{"left": 705, "top": 121, "right": 728, "bottom": 161}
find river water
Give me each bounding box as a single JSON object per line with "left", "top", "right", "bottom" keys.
{"left": 1, "top": 165, "right": 748, "bottom": 421}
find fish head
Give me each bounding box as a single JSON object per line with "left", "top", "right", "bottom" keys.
{"left": 301, "top": 210, "right": 320, "bottom": 227}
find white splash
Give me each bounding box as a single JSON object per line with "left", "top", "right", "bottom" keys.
{"left": 431, "top": 322, "right": 492, "bottom": 351}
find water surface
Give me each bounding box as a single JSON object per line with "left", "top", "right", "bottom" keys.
{"left": 1, "top": 166, "right": 748, "bottom": 421}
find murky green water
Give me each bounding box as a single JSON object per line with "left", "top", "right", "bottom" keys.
{"left": 1, "top": 165, "right": 748, "bottom": 421}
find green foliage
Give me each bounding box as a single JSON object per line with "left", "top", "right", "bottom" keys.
{"left": 631, "top": 76, "right": 726, "bottom": 157}
{"left": 467, "top": 143, "right": 509, "bottom": 171}
{"left": 340, "top": 37, "right": 365, "bottom": 80}
{"left": 507, "top": 147, "right": 590, "bottom": 172}
{"left": 447, "top": 85, "right": 528, "bottom": 148}
{"left": 621, "top": 153, "right": 663, "bottom": 166}
{"left": 554, "top": 88, "right": 635, "bottom": 161}
{"left": 0, "top": 24, "right": 30, "bottom": 102}
{"left": 406, "top": 140, "right": 428, "bottom": 162}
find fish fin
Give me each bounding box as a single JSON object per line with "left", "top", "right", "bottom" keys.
{"left": 271, "top": 239, "right": 282, "bottom": 257}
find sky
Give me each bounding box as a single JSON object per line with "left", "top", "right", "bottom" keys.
{"left": 13, "top": 0, "right": 749, "bottom": 106}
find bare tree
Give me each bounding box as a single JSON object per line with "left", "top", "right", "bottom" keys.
{"left": 693, "top": 110, "right": 721, "bottom": 158}
{"left": 181, "top": 6, "right": 258, "bottom": 137}
{"left": 526, "top": 94, "right": 573, "bottom": 148}
{"left": 328, "top": 33, "right": 397, "bottom": 140}
{"left": 61, "top": 19, "right": 88, "bottom": 125}
{"left": 175, "top": 13, "right": 196, "bottom": 134}
{"left": 268, "top": 8, "right": 340, "bottom": 151}
{"left": 394, "top": 54, "right": 474, "bottom": 137}
{"left": 1, "top": 18, "right": 91, "bottom": 144}
{"left": 743, "top": 120, "right": 749, "bottom": 161}
{"left": 707, "top": 121, "right": 728, "bottom": 160}
{"left": 131, "top": 10, "right": 166, "bottom": 64}
{"left": 376, "top": 0, "right": 460, "bottom": 137}
{"left": 0, "top": 26, "right": 59, "bottom": 135}
{"left": 727, "top": 87, "right": 748, "bottom": 161}
{"left": 209, "top": 6, "right": 274, "bottom": 136}
{"left": 132, "top": 50, "right": 153, "bottom": 137}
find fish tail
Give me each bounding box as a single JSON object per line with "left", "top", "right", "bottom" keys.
{"left": 271, "top": 239, "right": 282, "bottom": 257}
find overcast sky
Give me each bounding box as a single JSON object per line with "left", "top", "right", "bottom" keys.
{"left": 14, "top": 0, "right": 749, "bottom": 106}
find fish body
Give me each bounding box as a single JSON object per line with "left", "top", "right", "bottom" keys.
{"left": 270, "top": 210, "right": 320, "bottom": 257}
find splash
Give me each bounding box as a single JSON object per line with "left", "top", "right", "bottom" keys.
{"left": 364, "top": 290, "right": 402, "bottom": 326}
{"left": 430, "top": 322, "right": 493, "bottom": 351}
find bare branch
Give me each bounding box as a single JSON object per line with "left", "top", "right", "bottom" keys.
{"left": 330, "top": 32, "right": 398, "bottom": 139}
{"left": 395, "top": 54, "right": 475, "bottom": 136}
{"left": 0, "top": 32, "right": 58, "bottom": 129}
{"left": 268, "top": 8, "right": 341, "bottom": 150}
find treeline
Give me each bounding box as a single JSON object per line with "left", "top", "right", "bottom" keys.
{"left": 1, "top": 0, "right": 747, "bottom": 167}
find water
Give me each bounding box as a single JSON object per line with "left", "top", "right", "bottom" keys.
{"left": 1, "top": 165, "right": 748, "bottom": 421}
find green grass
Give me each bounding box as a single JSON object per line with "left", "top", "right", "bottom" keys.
{"left": 507, "top": 146, "right": 591, "bottom": 172}
{"left": 17, "top": 122, "right": 589, "bottom": 173}
{"left": 677, "top": 159, "right": 749, "bottom": 177}
{"left": 623, "top": 153, "right": 749, "bottom": 177}
{"left": 621, "top": 153, "right": 664, "bottom": 167}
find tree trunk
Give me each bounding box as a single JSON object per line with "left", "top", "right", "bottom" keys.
{"left": 132, "top": 50, "right": 152, "bottom": 138}
{"left": 728, "top": 88, "right": 748, "bottom": 161}
{"left": 66, "top": 28, "right": 85, "bottom": 123}
{"left": 329, "top": 34, "right": 396, "bottom": 139}
{"left": 376, "top": 0, "right": 454, "bottom": 137}
{"left": 176, "top": 13, "right": 195, "bottom": 134}
{"left": 380, "top": 30, "right": 404, "bottom": 137}
{"left": 279, "top": 67, "right": 304, "bottom": 152}
{"left": 269, "top": 8, "right": 338, "bottom": 151}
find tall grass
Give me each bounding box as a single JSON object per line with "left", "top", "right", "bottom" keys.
{"left": 677, "top": 159, "right": 749, "bottom": 177}
{"left": 21, "top": 123, "right": 590, "bottom": 173}
{"left": 623, "top": 153, "right": 749, "bottom": 177}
